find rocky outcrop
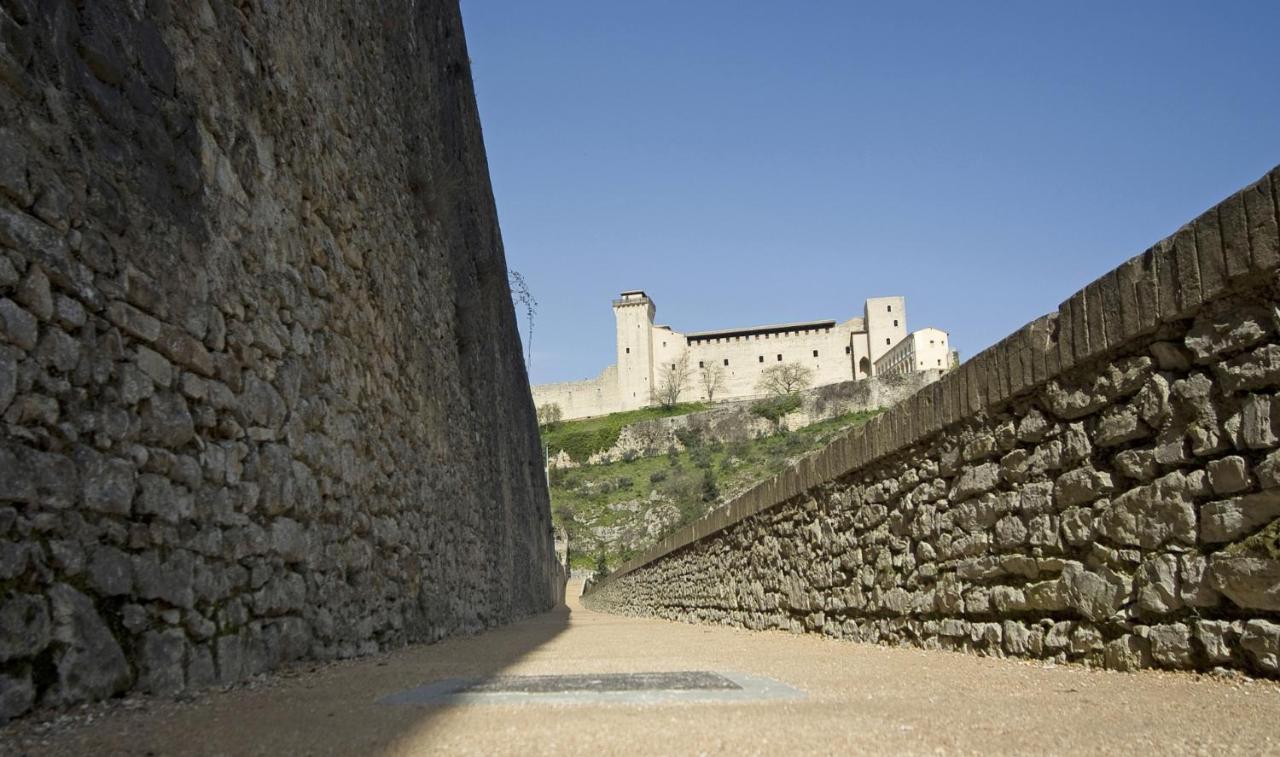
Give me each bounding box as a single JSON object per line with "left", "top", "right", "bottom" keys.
{"left": 0, "top": 0, "right": 560, "bottom": 722}
{"left": 585, "top": 167, "right": 1280, "bottom": 679}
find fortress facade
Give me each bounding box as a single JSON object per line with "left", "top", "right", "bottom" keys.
{"left": 533, "top": 291, "right": 950, "bottom": 420}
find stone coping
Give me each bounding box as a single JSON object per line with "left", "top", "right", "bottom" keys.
{"left": 587, "top": 164, "right": 1280, "bottom": 592}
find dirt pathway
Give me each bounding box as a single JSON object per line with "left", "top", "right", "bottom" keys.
{"left": 5, "top": 580, "right": 1278, "bottom": 755}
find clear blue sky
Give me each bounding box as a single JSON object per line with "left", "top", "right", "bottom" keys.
{"left": 459, "top": 1, "right": 1280, "bottom": 385}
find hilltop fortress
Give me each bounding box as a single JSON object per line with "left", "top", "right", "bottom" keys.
{"left": 533, "top": 291, "right": 951, "bottom": 420}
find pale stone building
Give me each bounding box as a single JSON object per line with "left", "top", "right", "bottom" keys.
{"left": 873, "top": 327, "right": 951, "bottom": 376}
{"left": 533, "top": 290, "right": 948, "bottom": 420}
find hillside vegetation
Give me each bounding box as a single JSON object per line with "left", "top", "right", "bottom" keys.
{"left": 541, "top": 402, "right": 707, "bottom": 463}
{"left": 545, "top": 407, "right": 881, "bottom": 570}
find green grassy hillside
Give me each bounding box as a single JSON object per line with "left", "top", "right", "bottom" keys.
{"left": 545, "top": 408, "right": 880, "bottom": 571}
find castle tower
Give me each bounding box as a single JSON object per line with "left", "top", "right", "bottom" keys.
{"left": 865, "top": 296, "right": 907, "bottom": 372}
{"left": 613, "top": 290, "right": 656, "bottom": 410}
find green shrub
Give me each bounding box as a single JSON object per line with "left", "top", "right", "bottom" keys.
{"left": 749, "top": 394, "right": 802, "bottom": 424}
{"left": 649, "top": 470, "right": 667, "bottom": 484}
{"left": 700, "top": 469, "right": 719, "bottom": 502}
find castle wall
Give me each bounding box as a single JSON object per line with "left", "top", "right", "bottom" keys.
{"left": 531, "top": 365, "right": 619, "bottom": 421}
{"left": 0, "top": 0, "right": 561, "bottom": 722}
{"left": 673, "top": 325, "right": 859, "bottom": 402}
{"left": 584, "top": 166, "right": 1280, "bottom": 679}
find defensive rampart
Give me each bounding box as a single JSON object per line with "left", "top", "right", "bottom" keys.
{"left": 585, "top": 167, "right": 1280, "bottom": 677}
{"left": 0, "top": 0, "right": 561, "bottom": 722}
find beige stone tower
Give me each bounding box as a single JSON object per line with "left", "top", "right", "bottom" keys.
{"left": 865, "top": 296, "right": 907, "bottom": 371}
{"left": 613, "top": 291, "right": 656, "bottom": 410}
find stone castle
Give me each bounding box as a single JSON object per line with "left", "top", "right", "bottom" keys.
{"left": 532, "top": 291, "right": 951, "bottom": 419}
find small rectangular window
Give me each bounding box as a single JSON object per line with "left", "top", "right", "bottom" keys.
{"left": 626, "top": 347, "right": 630, "bottom": 354}
{"left": 845, "top": 346, "right": 851, "bottom": 354}
{"left": 699, "top": 361, "right": 704, "bottom": 368}
{"left": 887, "top": 305, "right": 892, "bottom": 312}
{"left": 723, "top": 359, "right": 729, "bottom": 366}
{"left": 776, "top": 354, "right": 782, "bottom": 361}
{"left": 893, "top": 319, "right": 898, "bottom": 327}
{"left": 812, "top": 350, "right": 818, "bottom": 358}
{"left": 885, "top": 338, "right": 891, "bottom": 345}
{"left": 758, "top": 355, "right": 764, "bottom": 363}
{"left": 671, "top": 364, "right": 676, "bottom": 370}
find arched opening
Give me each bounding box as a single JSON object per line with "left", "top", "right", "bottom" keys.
{"left": 858, "top": 357, "right": 870, "bottom": 377}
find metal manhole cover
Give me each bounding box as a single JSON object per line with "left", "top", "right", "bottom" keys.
{"left": 463, "top": 671, "right": 740, "bottom": 693}
{"left": 379, "top": 671, "right": 802, "bottom": 706}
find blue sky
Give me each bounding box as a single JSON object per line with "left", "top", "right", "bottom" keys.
{"left": 459, "top": 1, "right": 1280, "bottom": 385}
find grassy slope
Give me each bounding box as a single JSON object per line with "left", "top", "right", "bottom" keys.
{"left": 546, "top": 408, "right": 881, "bottom": 570}
{"left": 541, "top": 402, "right": 707, "bottom": 462}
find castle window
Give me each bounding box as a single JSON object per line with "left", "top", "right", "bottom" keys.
{"left": 887, "top": 305, "right": 892, "bottom": 312}
{"left": 845, "top": 346, "right": 851, "bottom": 354}
{"left": 723, "top": 359, "right": 729, "bottom": 366}
{"left": 671, "top": 364, "right": 676, "bottom": 370}
{"left": 699, "top": 361, "right": 704, "bottom": 368}
{"left": 812, "top": 350, "right": 818, "bottom": 358}
{"left": 758, "top": 356, "right": 764, "bottom": 363}
{"left": 626, "top": 347, "right": 630, "bottom": 354}
{"left": 885, "top": 338, "right": 891, "bottom": 345}
{"left": 776, "top": 354, "right": 782, "bottom": 361}
{"left": 893, "top": 320, "right": 898, "bottom": 327}
{"left": 663, "top": 341, "right": 666, "bottom": 347}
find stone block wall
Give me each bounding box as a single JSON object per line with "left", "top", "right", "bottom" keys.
{"left": 0, "top": 0, "right": 561, "bottom": 722}
{"left": 585, "top": 167, "right": 1280, "bottom": 678}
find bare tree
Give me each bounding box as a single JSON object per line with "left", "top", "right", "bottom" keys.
{"left": 536, "top": 402, "right": 563, "bottom": 428}
{"left": 757, "top": 362, "right": 814, "bottom": 396}
{"left": 654, "top": 351, "right": 691, "bottom": 408}
{"left": 699, "top": 361, "right": 726, "bottom": 401}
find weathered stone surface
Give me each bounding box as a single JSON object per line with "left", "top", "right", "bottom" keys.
{"left": 138, "top": 629, "right": 187, "bottom": 695}
{"left": 1148, "top": 623, "right": 1193, "bottom": 668}
{"left": 1216, "top": 344, "right": 1280, "bottom": 392}
{"left": 46, "top": 584, "right": 131, "bottom": 705}
{"left": 0, "top": 594, "right": 51, "bottom": 662}
{"left": 1096, "top": 472, "right": 1196, "bottom": 548}
{"left": 140, "top": 393, "right": 195, "bottom": 448}
{"left": 1186, "top": 304, "right": 1274, "bottom": 361}
{"left": 1060, "top": 562, "right": 1129, "bottom": 621}
{"left": 0, "top": 673, "right": 35, "bottom": 725}
{"left": 1240, "top": 620, "right": 1280, "bottom": 674}
{"left": 1135, "top": 554, "right": 1181, "bottom": 615}
{"left": 1207, "top": 455, "right": 1250, "bottom": 495}
{"left": 1054, "top": 466, "right": 1113, "bottom": 508}
{"left": 1200, "top": 490, "right": 1280, "bottom": 543}
{"left": 1210, "top": 556, "right": 1280, "bottom": 611}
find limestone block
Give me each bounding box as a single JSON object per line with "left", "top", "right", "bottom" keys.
{"left": 1061, "top": 561, "right": 1130, "bottom": 621}
{"left": 0, "top": 673, "right": 34, "bottom": 725}
{"left": 0, "top": 593, "right": 50, "bottom": 663}
{"left": 0, "top": 298, "right": 38, "bottom": 351}
{"left": 1185, "top": 303, "right": 1274, "bottom": 362}
{"left": 1054, "top": 466, "right": 1114, "bottom": 508}
{"left": 1148, "top": 623, "right": 1193, "bottom": 668}
{"left": 1104, "top": 634, "right": 1152, "bottom": 671}
{"left": 45, "top": 584, "right": 131, "bottom": 706}
{"left": 1200, "top": 490, "right": 1280, "bottom": 544}
{"left": 138, "top": 628, "right": 187, "bottom": 695}
{"left": 1210, "top": 555, "right": 1280, "bottom": 611}
{"left": 1135, "top": 554, "right": 1182, "bottom": 615}
{"left": 1096, "top": 472, "right": 1197, "bottom": 548}
{"left": 1194, "top": 620, "right": 1238, "bottom": 665}
{"left": 949, "top": 462, "right": 1000, "bottom": 501}
{"left": 1240, "top": 619, "right": 1280, "bottom": 674}
{"left": 1215, "top": 344, "right": 1280, "bottom": 393}
{"left": 1207, "top": 455, "right": 1251, "bottom": 495}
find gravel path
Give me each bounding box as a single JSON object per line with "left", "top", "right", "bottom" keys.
{"left": 4, "top": 580, "right": 1278, "bottom": 755}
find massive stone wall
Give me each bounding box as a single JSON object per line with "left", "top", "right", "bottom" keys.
{"left": 585, "top": 167, "right": 1280, "bottom": 678}
{"left": 0, "top": 0, "right": 561, "bottom": 722}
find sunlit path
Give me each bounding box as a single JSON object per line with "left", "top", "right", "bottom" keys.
{"left": 7, "top": 579, "right": 1277, "bottom": 755}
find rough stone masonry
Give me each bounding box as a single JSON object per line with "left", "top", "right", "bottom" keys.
{"left": 0, "top": 0, "right": 562, "bottom": 722}
{"left": 586, "top": 166, "right": 1280, "bottom": 679}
